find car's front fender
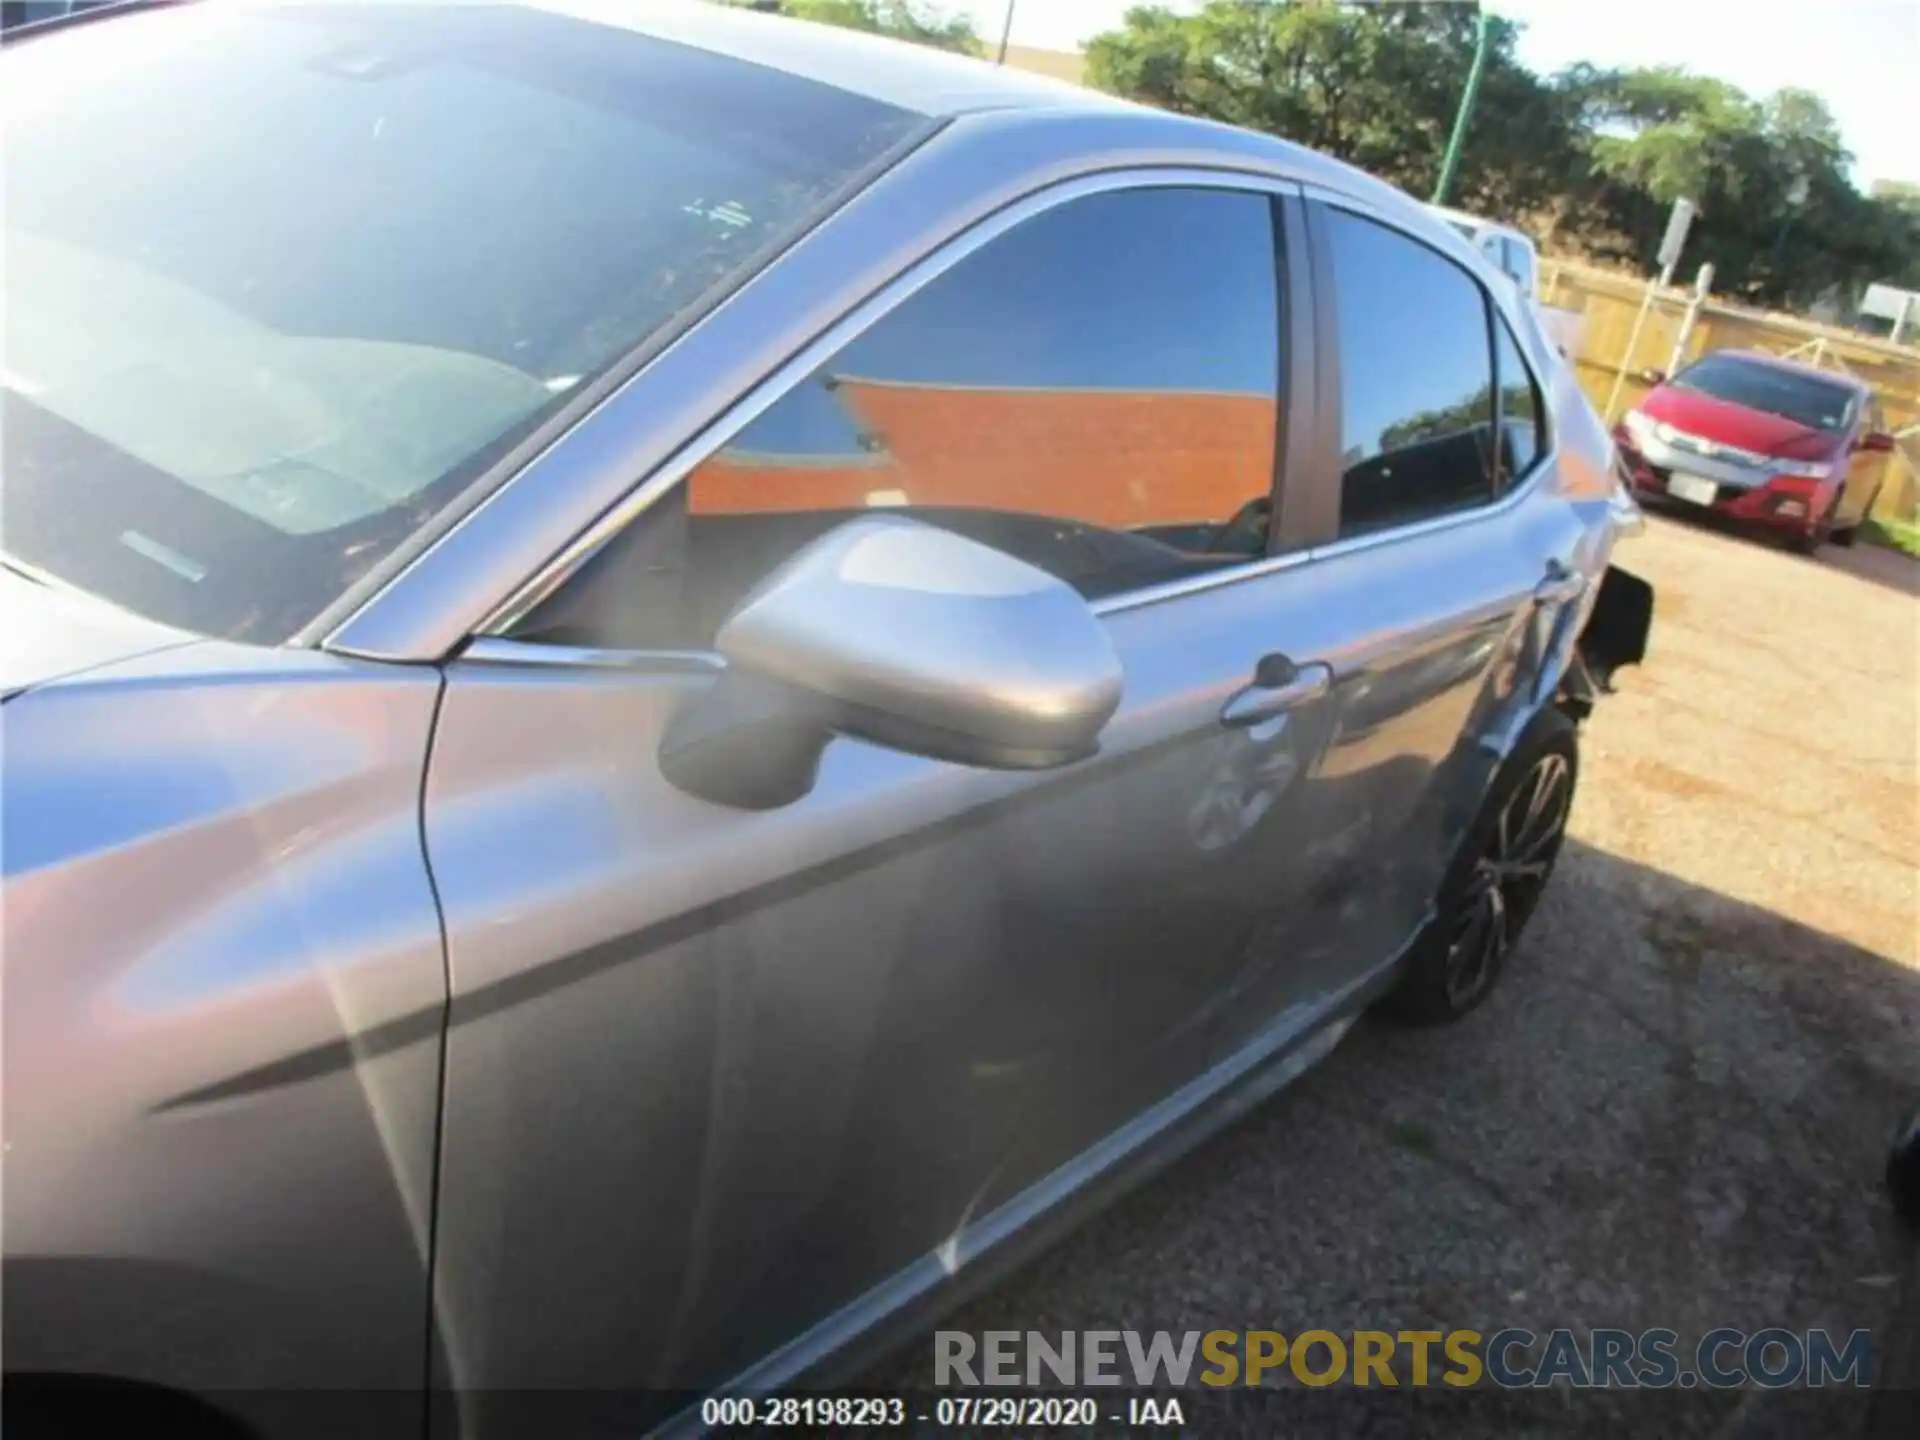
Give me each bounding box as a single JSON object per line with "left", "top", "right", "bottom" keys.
{"left": 2, "top": 644, "right": 446, "bottom": 1428}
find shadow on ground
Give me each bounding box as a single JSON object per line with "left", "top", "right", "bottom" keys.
{"left": 1822, "top": 539, "right": 1920, "bottom": 598}
{"left": 1640, "top": 500, "right": 1919, "bottom": 597}
{"left": 871, "top": 837, "right": 1920, "bottom": 1437}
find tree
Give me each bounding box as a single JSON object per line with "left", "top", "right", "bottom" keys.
{"left": 1084, "top": 3, "right": 1579, "bottom": 214}
{"left": 748, "top": 0, "right": 981, "bottom": 55}
{"left": 1868, "top": 184, "right": 1920, "bottom": 287}
{"left": 1082, "top": 2, "right": 1919, "bottom": 311}
{"left": 1876, "top": 180, "right": 1920, "bottom": 215}
{"left": 1567, "top": 72, "right": 1913, "bottom": 304}
{"left": 1378, "top": 383, "right": 1494, "bottom": 453}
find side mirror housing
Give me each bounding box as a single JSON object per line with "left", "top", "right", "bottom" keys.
{"left": 660, "top": 517, "right": 1124, "bottom": 809}
{"left": 1860, "top": 430, "right": 1896, "bottom": 454}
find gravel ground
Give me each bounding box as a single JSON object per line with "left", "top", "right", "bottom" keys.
{"left": 874, "top": 516, "right": 1920, "bottom": 1434}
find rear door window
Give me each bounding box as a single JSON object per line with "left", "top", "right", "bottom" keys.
{"left": 1492, "top": 311, "right": 1544, "bottom": 484}
{"left": 1323, "top": 208, "right": 1498, "bottom": 538}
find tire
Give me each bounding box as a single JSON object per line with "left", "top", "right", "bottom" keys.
{"left": 1791, "top": 492, "right": 1842, "bottom": 554}
{"left": 1890, "top": 1101, "right": 1920, "bottom": 1231}
{"left": 3, "top": 1380, "right": 254, "bottom": 1440}
{"left": 1381, "top": 708, "right": 1579, "bottom": 1025}
{"left": 1832, "top": 485, "right": 1879, "bottom": 548}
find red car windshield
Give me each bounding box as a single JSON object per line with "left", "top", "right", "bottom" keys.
{"left": 1669, "top": 354, "right": 1857, "bottom": 434}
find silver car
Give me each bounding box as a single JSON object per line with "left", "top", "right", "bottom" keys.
{"left": 1, "top": 3, "right": 1652, "bottom": 1436}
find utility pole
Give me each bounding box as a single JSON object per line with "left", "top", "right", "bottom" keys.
{"left": 995, "top": 0, "right": 1015, "bottom": 64}
{"left": 1430, "top": 6, "right": 1491, "bottom": 206}
{"left": 1665, "top": 262, "right": 1716, "bottom": 375}
{"left": 1770, "top": 173, "right": 1810, "bottom": 289}
{"left": 1604, "top": 197, "right": 1698, "bottom": 422}
{"left": 1893, "top": 293, "right": 1917, "bottom": 348}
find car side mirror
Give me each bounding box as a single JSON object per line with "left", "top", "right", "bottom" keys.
{"left": 659, "top": 516, "right": 1124, "bottom": 809}
{"left": 1860, "top": 430, "right": 1896, "bottom": 454}
{"left": 1638, "top": 367, "right": 1668, "bottom": 387}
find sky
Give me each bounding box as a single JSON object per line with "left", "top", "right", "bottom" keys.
{"left": 947, "top": 0, "right": 1919, "bottom": 189}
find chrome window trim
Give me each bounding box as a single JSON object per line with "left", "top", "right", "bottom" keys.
{"left": 458, "top": 636, "right": 726, "bottom": 675}
{"left": 1300, "top": 184, "right": 1561, "bottom": 566}
{"left": 472, "top": 164, "right": 1307, "bottom": 641}
{"left": 1304, "top": 471, "right": 1532, "bottom": 565}
{"left": 1087, "top": 544, "right": 1315, "bottom": 618}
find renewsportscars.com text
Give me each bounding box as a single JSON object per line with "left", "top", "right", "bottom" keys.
{"left": 934, "top": 1327, "right": 1874, "bottom": 1389}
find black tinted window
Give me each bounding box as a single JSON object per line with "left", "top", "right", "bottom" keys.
{"left": 539, "top": 188, "right": 1284, "bottom": 649}
{"left": 1, "top": 3, "right": 88, "bottom": 25}
{"left": 1671, "top": 354, "right": 1856, "bottom": 432}
{"left": 1493, "top": 312, "right": 1543, "bottom": 482}
{"left": 1326, "top": 210, "right": 1496, "bottom": 537}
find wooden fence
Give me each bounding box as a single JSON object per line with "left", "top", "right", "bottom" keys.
{"left": 1540, "top": 260, "right": 1920, "bottom": 524}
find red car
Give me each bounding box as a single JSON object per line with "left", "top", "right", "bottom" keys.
{"left": 1614, "top": 349, "right": 1896, "bottom": 552}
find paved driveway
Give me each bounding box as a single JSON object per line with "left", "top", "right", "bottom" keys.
{"left": 876, "top": 517, "right": 1920, "bottom": 1434}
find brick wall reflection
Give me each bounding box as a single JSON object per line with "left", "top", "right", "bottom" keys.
{"left": 689, "top": 378, "right": 1275, "bottom": 530}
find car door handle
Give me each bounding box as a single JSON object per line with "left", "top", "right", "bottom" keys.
{"left": 1220, "top": 655, "right": 1333, "bottom": 728}
{"left": 1535, "top": 561, "right": 1587, "bottom": 606}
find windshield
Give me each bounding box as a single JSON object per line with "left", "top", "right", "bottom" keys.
{"left": 1669, "top": 354, "right": 1857, "bottom": 434}
{"left": 0, "top": 3, "right": 921, "bottom": 642}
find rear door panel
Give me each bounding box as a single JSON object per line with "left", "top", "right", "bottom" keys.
{"left": 1271, "top": 490, "right": 1584, "bottom": 975}
{"left": 1273, "top": 194, "right": 1591, "bottom": 974}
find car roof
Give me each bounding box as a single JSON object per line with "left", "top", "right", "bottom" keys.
{"left": 1703, "top": 348, "right": 1870, "bottom": 394}
{"left": 536, "top": 1, "right": 1445, "bottom": 229}
{"left": 536, "top": 0, "right": 1123, "bottom": 118}
{"left": 1427, "top": 203, "right": 1515, "bottom": 235}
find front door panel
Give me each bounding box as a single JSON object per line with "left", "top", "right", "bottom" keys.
{"left": 419, "top": 173, "right": 1337, "bottom": 1429}
{"left": 421, "top": 577, "right": 1344, "bottom": 1427}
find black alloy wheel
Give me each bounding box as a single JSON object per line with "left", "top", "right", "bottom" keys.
{"left": 1441, "top": 749, "right": 1573, "bottom": 1011}
{"left": 1383, "top": 708, "right": 1579, "bottom": 1025}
